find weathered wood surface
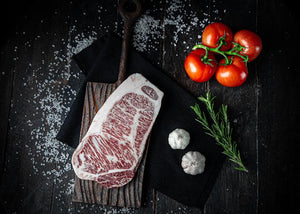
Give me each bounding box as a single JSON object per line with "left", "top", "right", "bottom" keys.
{"left": 0, "top": 0, "right": 299, "bottom": 213}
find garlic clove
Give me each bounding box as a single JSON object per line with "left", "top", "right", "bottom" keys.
{"left": 181, "top": 151, "right": 206, "bottom": 175}
{"left": 168, "top": 128, "right": 190, "bottom": 150}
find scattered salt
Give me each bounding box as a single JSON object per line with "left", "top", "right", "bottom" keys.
{"left": 6, "top": 23, "right": 101, "bottom": 212}
{"left": 133, "top": 0, "right": 221, "bottom": 53}
{"left": 6, "top": 0, "right": 222, "bottom": 212}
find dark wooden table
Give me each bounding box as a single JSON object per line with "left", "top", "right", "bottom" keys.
{"left": 1, "top": 0, "right": 299, "bottom": 213}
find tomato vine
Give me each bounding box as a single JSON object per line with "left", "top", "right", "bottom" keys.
{"left": 193, "top": 35, "right": 249, "bottom": 65}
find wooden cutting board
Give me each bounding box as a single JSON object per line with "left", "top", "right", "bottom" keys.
{"left": 72, "top": 82, "right": 149, "bottom": 207}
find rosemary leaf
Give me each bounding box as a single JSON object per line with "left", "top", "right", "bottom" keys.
{"left": 191, "top": 91, "right": 248, "bottom": 173}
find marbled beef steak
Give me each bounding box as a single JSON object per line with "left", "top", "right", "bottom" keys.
{"left": 72, "top": 73, "right": 163, "bottom": 188}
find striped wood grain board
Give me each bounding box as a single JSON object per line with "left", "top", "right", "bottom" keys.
{"left": 72, "top": 82, "right": 149, "bottom": 207}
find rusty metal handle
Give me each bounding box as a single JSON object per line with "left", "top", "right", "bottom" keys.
{"left": 117, "top": 0, "right": 142, "bottom": 84}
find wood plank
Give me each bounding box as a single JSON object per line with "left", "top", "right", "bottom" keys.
{"left": 69, "top": 0, "right": 153, "bottom": 208}
{"left": 0, "top": 40, "right": 15, "bottom": 214}
{"left": 70, "top": 0, "right": 167, "bottom": 212}
{"left": 205, "top": 0, "right": 259, "bottom": 213}
{"left": 0, "top": 42, "right": 14, "bottom": 181}
{"left": 156, "top": 0, "right": 259, "bottom": 212}
{"left": 49, "top": 0, "right": 154, "bottom": 212}
{"left": 0, "top": 2, "right": 63, "bottom": 212}
{"left": 154, "top": 0, "right": 214, "bottom": 213}
{"left": 257, "top": 0, "right": 300, "bottom": 213}
{"left": 0, "top": 0, "right": 33, "bottom": 190}
{"left": 128, "top": 0, "right": 169, "bottom": 212}
{"left": 0, "top": 1, "right": 87, "bottom": 213}
{"left": 70, "top": 1, "right": 142, "bottom": 208}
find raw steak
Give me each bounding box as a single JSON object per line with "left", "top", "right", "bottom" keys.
{"left": 72, "top": 73, "right": 164, "bottom": 188}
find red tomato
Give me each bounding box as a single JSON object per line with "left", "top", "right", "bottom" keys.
{"left": 184, "top": 49, "right": 217, "bottom": 83}
{"left": 215, "top": 56, "right": 248, "bottom": 87}
{"left": 202, "top": 22, "right": 233, "bottom": 51}
{"left": 233, "top": 29, "right": 262, "bottom": 62}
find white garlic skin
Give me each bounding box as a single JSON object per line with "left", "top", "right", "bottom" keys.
{"left": 168, "top": 128, "right": 190, "bottom": 150}
{"left": 181, "top": 151, "right": 206, "bottom": 175}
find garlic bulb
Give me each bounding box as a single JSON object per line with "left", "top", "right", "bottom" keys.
{"left": 181, "top": 151, "right": 206, "bottom": 175}
{"left": 168, "top": 128, "right": 190, "bottom": 150}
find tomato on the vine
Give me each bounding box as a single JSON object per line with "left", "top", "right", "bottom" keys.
{"left": 184, "top": 49, "right": 217, "bottom": 83}
{"left": 233, "top": 29, "right": 262, "bottom": 62}
{"left": 202, "top": 22, "right": 233, "bottom": 51}
{"left": 215, "top": 56, "right": 248, "bottom": 87}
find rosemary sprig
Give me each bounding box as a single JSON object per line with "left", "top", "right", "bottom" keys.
{"left": 190, "top": 91, "right": 248, "bottom": 172}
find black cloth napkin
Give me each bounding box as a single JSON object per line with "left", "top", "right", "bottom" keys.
{"left": 56, "top": 32, "right": 224, "bottom": 209}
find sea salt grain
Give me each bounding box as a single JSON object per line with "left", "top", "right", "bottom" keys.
{"left": 132, "top": 0, "right": 220, "bottom": 53}
{"left": 133, "top": 15, "right": 162, "bottom": 52}
{"left": 5, "top": 1, "right": 223, "bottom": 212}
{"left": 7, "top": 24, "right": 103, "bottom": 212}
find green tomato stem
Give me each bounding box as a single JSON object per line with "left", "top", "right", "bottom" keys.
{"left": 224, "top": 49, "right": 249, "bottom": 63}
{"left": 193, "top": 40, "right": 249, "bottom": 65}
{"left": 193, "top": 44, "right": 230, "bottom": 64}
